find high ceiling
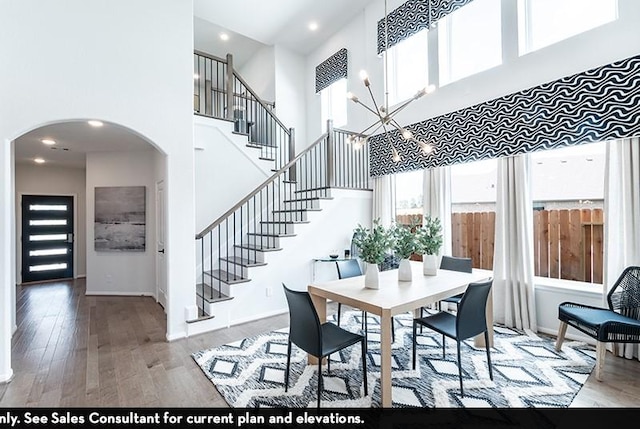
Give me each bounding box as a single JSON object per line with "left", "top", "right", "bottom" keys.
{"left": 15, "top": 1, "right": 374, "bottom": 169}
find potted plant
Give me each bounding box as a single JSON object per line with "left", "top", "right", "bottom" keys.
{"left": 352, "top": 219, "right": 391, "bottom": 289}
{"left": 389, "top": 221, "right": 418, "bottom": 281}
{"left": 415, "top": 215, "right": 443, "bottom": 276}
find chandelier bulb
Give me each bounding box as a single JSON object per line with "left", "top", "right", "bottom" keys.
{"left": 359, "top": 70, "right": 370, "bottom": 87}
{"left": 420, "top": 141, "right": 434, "bottom": 154}
{"left": 392, "top": 148, "right": 401, "bottom": 162}
{"left": 346, "top": 92, "right": 359, "bottom": 103}
{"left": 401, "top": 129, "right": 413, "bottom": 140}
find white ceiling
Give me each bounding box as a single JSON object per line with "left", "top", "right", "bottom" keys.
{"left": 15, "top": 2, "right": 374, "bottom": 169}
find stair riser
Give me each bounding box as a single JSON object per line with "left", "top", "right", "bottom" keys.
{"left": 232, "top": 247, "right": 275, "bottom": 260}
{"left": 214, "top": 262, "right": 249, "bottom": 278}
{"left": 283, "top": 200, "right": 321, "bottom": 210}
{"left": 200, "top": 280, "right": 232, "bottom": 299}
{"left": 217, "top": 249, "right": 265, "bottom": 264}
{"left": 246, "top": 235, "right": 282, "bottom": 248}
{"left": 258, "top": 223, "right": 295, "bottom": 235}
{"left": 270, "top": 212, "right": 308, "bottom": 222}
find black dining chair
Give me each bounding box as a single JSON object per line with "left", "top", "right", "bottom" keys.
{"left": 282, "top": 284, "right": 368, "bottom": 408}
{"left": 412, "top": 278, "right": 494, "bottom": 396}
{"left": 438, "top": 256, "right": 473, "bottom": 311}
{"left": 335, "top": 259, "right": 395, "bottom": 342}
{"left": 556, "top": 266, "right": 640, "bottom": 381}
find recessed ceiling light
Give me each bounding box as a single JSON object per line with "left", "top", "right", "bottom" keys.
{"left": 34, "top": 158, "right": 45, "bottom": 164}
{"left": 88, "top": 120, "right": 104, "bottom": 127}
{"left": 308, "top": 21, "right": 319, "bottom": 31}
{"left": 41, "top": 139, "right": 56, "bottom": 145}
{"left": 220, "top": 33, "right": 229, "bottom": 41}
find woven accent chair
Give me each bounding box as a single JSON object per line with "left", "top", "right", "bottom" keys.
{"left": 556, "top": 266, "right": 640, "bottom": 381}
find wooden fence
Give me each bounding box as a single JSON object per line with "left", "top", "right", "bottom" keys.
{"left": 396, "top": 208, "right": 604, "bottom": 283}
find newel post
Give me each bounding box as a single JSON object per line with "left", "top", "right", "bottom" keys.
{"left": 225, "top": 53, "right": 234, "bottom": 121}
{"left": 326, "top": 119, "right": 335, "bottom": 187}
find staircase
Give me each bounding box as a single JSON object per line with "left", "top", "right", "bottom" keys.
{"left": 192, "top": 50, "right": 370, "bottom": 321}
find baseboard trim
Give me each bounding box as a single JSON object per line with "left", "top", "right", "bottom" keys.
{"left": 166, "top": 331, "right": 187, "bottom": 342}
{"left": 537, "top": 326, "right": 596, "bottom": 346}
{"left": 0, "top": 369, "right": 14, "bottom": 384}
{"left": 85, "top": 291, "right": 155, "bottom": 297}
{"left": 75, "top": 274, "right": 87, "bottom": 279}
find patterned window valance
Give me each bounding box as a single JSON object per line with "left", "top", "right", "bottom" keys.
{"left": 315, "top": 48, "right": 348, "bottom": 93}
{"left": 368, "top": 53, "right": 640, "bottom": 176}
{"left": 377, "top": 0, "right": 475, "bottom": 55}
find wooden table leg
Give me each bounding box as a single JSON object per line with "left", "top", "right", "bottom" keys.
{"left": 379, "top": 309, "right": 392, "bottom": 408}
{"left": 309, "top": 292, "right": 327, "bottom": 365}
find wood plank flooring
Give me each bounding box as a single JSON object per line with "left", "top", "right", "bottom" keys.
{"left": 1, "top": 278, "right": 639, "bottom": 407}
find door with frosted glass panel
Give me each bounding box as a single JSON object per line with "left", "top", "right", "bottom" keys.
{"left": 21, "top": 195, "right": 74, "bottom": 283}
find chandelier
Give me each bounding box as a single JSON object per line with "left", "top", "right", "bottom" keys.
{"left": 346, "top": 0, "right": 436, "bottom": 162}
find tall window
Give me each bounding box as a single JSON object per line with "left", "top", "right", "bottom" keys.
{"left": 395, "top": 170, "right": 423, "bottom": 225}
{"left": 386, "top": 29, "right": 429, "bottom": 106}
{"left": 531, "top": 142, "right": 606, "bottom": 284}
{"left": 518, "top": 0, "right": 618, "bottom": 55}
{"left": 320, "top": 78, "right": 347, "bottom": 128}
{"left": 438, "top": 0, "right": 502, "bottom": 86}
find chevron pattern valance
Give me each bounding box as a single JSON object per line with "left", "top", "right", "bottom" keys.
{"left": 315, "top": 48, "right": 348, "bottom": 93}
{"left": 377, "top": 0, "right": 475, "bottom": 55}
{"left": 369, "top": 53, "right": 640, "bottom": 176}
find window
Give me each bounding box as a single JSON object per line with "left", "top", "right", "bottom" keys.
{"left": 518, "top": 0, "right": 618, "bottom": 55}
{"left": 386, "top": 29, "right": 429, "bottom": 106}
{"left": 450, "top": 159, "right": 498, "bottom": 270}
{"left": 438, "top": 0, "right": 502, "bottom": 86}
{"left": 395, "top": 170, "right": 423, "bottom": 225}
{"left": 531, "top": 142, "right": 606, "bottom": 284}
{"left": 320, "top": 78, "right": 347, "bottom": 128}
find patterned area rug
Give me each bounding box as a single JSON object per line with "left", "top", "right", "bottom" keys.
{"left": 192, "top": 311, "right": 596, "bottom": 408}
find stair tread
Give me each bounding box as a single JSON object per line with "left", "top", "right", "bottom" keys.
{"left": 203, "top": 269, "right": 251, "bottom": 284}
{"left": 295, "top": 187, "right": 331, "bottom": 193}
{"left": 259, "top": 157, "right": 276, "bottom": 161}
{"left": 260, "top": 220, "right": 310, "bottom": 224}
{"left": 234, "top": 244, "right": 282, "bottom": 252}
{"left": 283, "top": 197, "right": 333, "bottom": 203}
{"left": 219, "top": 256, "right": 267, "bottom": 267}
{"left": 247, "top": 142, "right": 277, "bottom": 149}
{"left": 272, "top": 208, "right": 322, "bottom": 213}
{"left": 246, "top": 232, "right": 296, "bottom": 238}
{"left": 196, "top": 283, "right": 236, "bottom": 303}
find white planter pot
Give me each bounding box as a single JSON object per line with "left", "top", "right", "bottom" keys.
{"left": 364, "top": 263, "right": 380, "bottom": 289}
{"left": 423, "top": 254, "right": 438, "bottom": 276}
{"left": 398, "top": 258, "right": 412, "bottom": 282}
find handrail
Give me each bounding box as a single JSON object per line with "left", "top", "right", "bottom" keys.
{"left": 196, "top": 132, "right": 328, "bottom": 239}
{"left": 194, "top": 50, "right": 227, "bottom": 64}
{"left": 232, "top": 71, "right": 290, "bottom": 135}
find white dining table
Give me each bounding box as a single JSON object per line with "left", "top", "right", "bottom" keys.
{"left": 307, "top": 260, "right": 493, "bottom": 408}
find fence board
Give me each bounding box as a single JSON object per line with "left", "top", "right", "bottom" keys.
{"left": 582, "top": 209, "right": 593, "bottom": 283}
{"left": 593, "top": 209, "right": 604, "bottom": 284}
{"left": 486, "top": 212, "right": 495, "bottom": 270}
{"left": 559, "top": 210, "right": 571, "bottom": 280}
{"left": 452, "top": 213, "right": 462, "bottom": 258}
{"left": 568, "top": 209, "right": 583, "bottom": 281}
{"left": 539, "top": 210, "right": 549, "bottom": 277}
{"left": 533, "top": 211, "right": 540, "bottom": 275}
{"left": 472, "top": 212, "right": 482, "bottom": 269}
{"left": 460, "top": 213, "right": 470, "bottom": 258}
{"left": 549, "top": 210, "right": 560, "bottom": 278}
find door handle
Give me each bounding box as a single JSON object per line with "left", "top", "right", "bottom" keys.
{"left": 67, "top": 233, "right": 74, "bottom": 243}
{"left": 158, "top": 249, "right": 165, "bottom": 254}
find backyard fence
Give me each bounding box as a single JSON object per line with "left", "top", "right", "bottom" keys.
{"left": 396, "top": 208, "right": 604, "bottom": 283}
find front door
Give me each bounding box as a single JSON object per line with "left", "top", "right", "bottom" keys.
{"left": 21, "top": 195, "right": 74, "bottom": 283}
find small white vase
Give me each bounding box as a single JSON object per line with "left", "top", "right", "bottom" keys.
{"left": 398, "top": 258, "right": 412, "bottom": 282}
{"left": 423, "top": 254, "right": 438, "bottom": 276}
{"left": 364, "top": 263, "right": 380, "bottom": 289}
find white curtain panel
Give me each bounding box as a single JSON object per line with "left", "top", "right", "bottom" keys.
{"left": 372, "top": 174, "right": 396, "bottom": 227}
{"left": 493, "top": 154, "right": 537, "bottom": 330}
{"left": 604, "top": 137, "right": 640, "bottom": 360}
{"left": 423, "top": 166, "right": 452, "bottom": 257}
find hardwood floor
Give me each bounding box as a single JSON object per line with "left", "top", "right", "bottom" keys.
{"left": 1, "top": 278, "right": 639, "bottom": 407}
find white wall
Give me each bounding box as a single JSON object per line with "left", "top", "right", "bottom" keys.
{"left": 194, "top": 116, "right": 271, "bottom": 232}
{"left": 237, "top": 45, "right": 276, "bottom": 103}
{"left": 305, "top": 0, "right": 640, "bottom": 144}
{"left": 86, "top": 151, "right": 158, "bottom": 296}
{"left": 14, "top": 163, "right": 87, "bottom": 281}
{"left": 274, "top": 46, "right": 308, "bottom": 148}
{"left": 0, "top": 0, "right": 194, "bottom": 381}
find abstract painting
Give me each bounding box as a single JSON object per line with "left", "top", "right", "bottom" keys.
{"left": 94, "top": 186, "right": 146, "bottom": 251}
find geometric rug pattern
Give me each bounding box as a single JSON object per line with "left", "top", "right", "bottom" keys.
{"left": 192, "top": 311, "right": 596, "bottom": 408}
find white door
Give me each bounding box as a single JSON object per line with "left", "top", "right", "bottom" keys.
{"left": 156, "top": 180, "right": 167, "bottom": 310}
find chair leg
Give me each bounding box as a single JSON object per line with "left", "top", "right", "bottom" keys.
{"left": 442, "top": 334, "right": 446, "bottom": 359}
{"left": 595, "top": 341, "right": 606, "bottom": 382}
{"left": 361, "top": 338, "right": 368, "bottom": 396}
{"left": 327, "top": 355, "right": 331, "bottom": 374}
{"left": 484, "top": 330, "right": 493, "bottom": 380}
{"left": 412, "top": 321, "right": 418, "bottom": 370}
{"left": 337, "top": 303, "right": 342, "bottom": 326}
{"left": 285, "top": 340, "right": 292, "bottom": 392}
{"left": 317, "top": 362, "right": 322, "bottom": 408}
{"left": 391, "top": 317, "right": 395, "bottom": 343}
{"left": 364, "top": 311, "right": 368, "bottom": 335}
{"left": 456, "top": 340, "right": 464, "bottom": 396}
{"left": 555, "top": 321, "right": 567, "bottom": 351}
{"left": 420, "top": 308, "right": 424, "bottom": 333}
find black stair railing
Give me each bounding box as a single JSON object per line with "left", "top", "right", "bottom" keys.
{"left": 195, "top": 121, "right": 369, "bottom": 316}
{"left": 193, "top": 51, "right": 291, "bottom": 170}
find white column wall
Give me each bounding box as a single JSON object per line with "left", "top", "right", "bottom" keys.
{"left": 0, "top": 0, "right": 195, "bottom": 381}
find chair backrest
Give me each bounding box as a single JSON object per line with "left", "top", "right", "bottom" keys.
{"left": 456, "top": 278, "right": 493, "bottom": 340}
{"left": 440, "top": 255, "right": 473, "bottom": 273}
{"left": 336, "top": 259, "right": 362, "bottom": 279}
{"left": 282, "top": 284, "right": 322, "bottom": 356}
{"left": 607, "top": 266, "right": 640, "bottom": 320}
